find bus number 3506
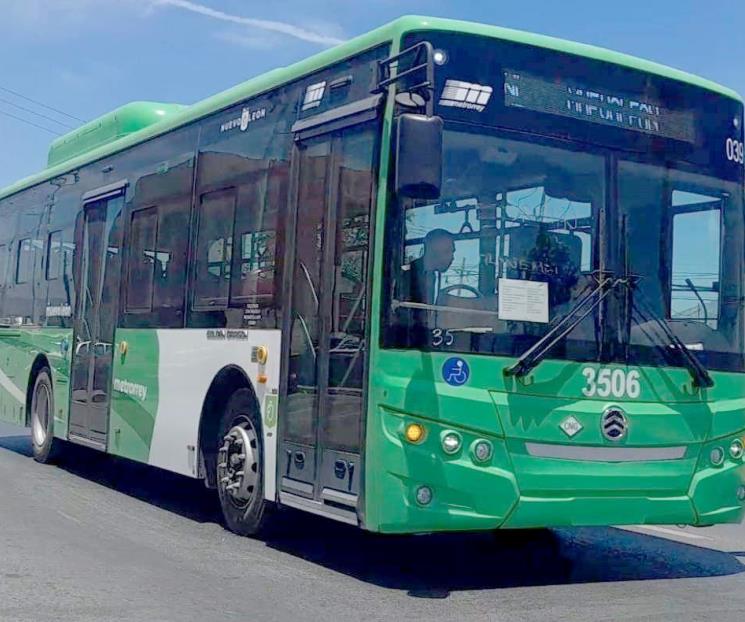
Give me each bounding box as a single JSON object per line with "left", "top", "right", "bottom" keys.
{"left": 582, "top": 368, "right": 641, "bottom": 399}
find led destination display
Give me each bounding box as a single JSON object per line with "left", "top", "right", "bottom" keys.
{"left": 504, "top": 69, "right": 697, "bottom": 143}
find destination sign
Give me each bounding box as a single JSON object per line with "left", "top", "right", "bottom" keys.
{"left": 504, "top": 69, "right": 697, "bottom": 143}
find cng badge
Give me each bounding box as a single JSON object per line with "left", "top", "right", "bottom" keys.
{"left": 560, "top": 415, "right": 583, "bottom": 438}
{"left": 442, "top": 357, "right": 470, "bottom": 386}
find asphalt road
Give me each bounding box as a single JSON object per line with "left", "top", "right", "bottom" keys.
{"left": 0, "top": 421, "right": 742, "bottom": 622}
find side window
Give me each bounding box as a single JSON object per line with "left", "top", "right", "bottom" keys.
{"left": 0, "top": 244, "right": 7, "bottom": 288}
{"left": 46, "top": 230, "right": 62, "bottom": 280}
{"left": 126, "top": 208, "right": 157, "bottom": 312}
{"left": 670, "top": 190, "right": 722, "bottom": 327}
{"left": 231, "top": 173, "right": 279, "bottom": 306}
{"left": 194, "top": 189, "right": 236, "bottom": 309}
{"left": 15, "top": 238, "right": 34, "bottom": 284}
{"left": 152, "top": 201, "right": 190, "bottom": 310}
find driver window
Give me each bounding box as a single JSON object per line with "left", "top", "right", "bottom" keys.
{"left": 670, "top": 191, "right": 722, "bottom": 328}
{"left": 393, "top": 131, "right": 604, "bottom": 353}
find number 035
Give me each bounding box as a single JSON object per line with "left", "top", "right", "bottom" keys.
{"left": 582, "top": 368, "right": 641, "bottom": 399}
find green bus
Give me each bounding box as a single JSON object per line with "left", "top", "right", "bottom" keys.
{"left": 0, "top": 16, "right": 743, "bottom": 536}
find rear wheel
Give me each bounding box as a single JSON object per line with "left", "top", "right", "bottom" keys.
{"left": 215, "top": 389, "right": 271, "bottom": 536}
{"left": 30, "top": 368, "right": 62, "bottom": 464}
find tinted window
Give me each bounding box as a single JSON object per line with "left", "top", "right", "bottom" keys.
{"left": 670, "top": 193, "right": 721, "bottom": 326}
{"left": 15, "top": 238, "right": 34, "bottom": 284}
{"left": 620, "top": 161, "right": 743, "bottom": 372}
{"left": 194, "top": 189, "right": 235, "bottom": 309}
{"left": 46, "top": 230, "right": 62, "bottom": 280}
{"left": 126, "top": 208, "right": 157, "bottom": 312}
{"left": 153, "top": 201, "right": 190, "bottom": 311}
{"left": 230, "top": 168, "right": 281, "bottom": 310}
{"left": 384, "top": 129, "right": 603, "bottom": 356}
{"left": 0, "top": 245, "right": 7, "bottom": 288}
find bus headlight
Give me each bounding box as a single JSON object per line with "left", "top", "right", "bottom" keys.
{"left": 415, "top": 485, "right": 433, "bottom": 506}
{"left": 472, "top": 439, "right": 493, "bottom": 463}
{"left": 710, "top": 447, "right": 725, "bottom": 467}
{"left": 441, "top": 431, "right": 462, "bottom": 455}
{"left": 729, "top": 439, "right": 744, "bottom": 460}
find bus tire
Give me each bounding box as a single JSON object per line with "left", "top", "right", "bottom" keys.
{"left": 215, "top": 388, "right": 271, "bottom": 537}
{"left": 30, "top": 368, "right": 61, "bottom": 464}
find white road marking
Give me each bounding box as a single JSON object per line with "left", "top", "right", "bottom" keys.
{"left": 632, "top": 525, "right": 714, "bottom": 541}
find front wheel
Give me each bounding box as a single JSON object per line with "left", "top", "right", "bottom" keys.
{"left": 30, "top": 368, "right": 62, "bottom": 464}
{"left": 215, "top": 389, "right": 272, "bottom": 537}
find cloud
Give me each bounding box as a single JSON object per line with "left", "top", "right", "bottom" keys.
{"left": 151, "top": 0, "right": 346, "bottom": 47}
{"left": 213, "top": 30, "right": 280, "bottom": 51}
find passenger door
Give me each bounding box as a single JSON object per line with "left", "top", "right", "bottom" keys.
{"left": 68, "top": 188, "right": 124, "bottom": 448}
{"left": 280, "top": 121, "right": 378, "bottom": 511}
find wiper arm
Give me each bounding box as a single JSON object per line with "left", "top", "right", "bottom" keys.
{"left": 684, "top": 278, "right": 709, "bottom": 325}
{"left": 627, "top": 284, "right": 714, "bottom": 389}
{"left": 504, "top": 274, "right": 615, "bottom": 379}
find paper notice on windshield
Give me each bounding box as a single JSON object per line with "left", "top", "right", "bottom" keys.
{"left": 498, "top": 278, "right": 549, "bottom": 324}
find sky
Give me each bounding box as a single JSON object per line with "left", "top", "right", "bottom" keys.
{"left": 0, "top": 0, "right": 743, "bottom": 189}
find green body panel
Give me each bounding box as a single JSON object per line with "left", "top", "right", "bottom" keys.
{"left": 0, "top": 327, "right": 71, "bottom": 434}
{"left": 47, "top": 102, "right": 186, "bottom": 169}
{"left": 363, "top": 349, "right": 745, "bottom": 532}
{"left": 108, "top": 329, "right": 160, "bottom": 463}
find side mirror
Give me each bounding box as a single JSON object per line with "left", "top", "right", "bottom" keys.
{"left": 395, "top": 113, "right": 443, "bottom": 200}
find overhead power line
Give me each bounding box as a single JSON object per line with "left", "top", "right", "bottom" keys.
{"left": 0, "top": 97, "right": 76, "bottom": 130}
{"left": 0, "top": 86, "right": 86, "bottom": 123}
{"left": 0, "top": 109, "right": 61, "bottom": 136}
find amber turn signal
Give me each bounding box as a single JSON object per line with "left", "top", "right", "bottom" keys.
{"left": 405, "top": 423, "right": 425, "bottom": 444}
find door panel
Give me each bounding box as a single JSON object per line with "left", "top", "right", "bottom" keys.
{"left": 69, "top": 194, "right": 123, "bottom": 445}
{"left": 285, "top": 140, "right": 330, "bottom": 454}
{"left": 281, "top": 123, "right": 377, "bottom": 501}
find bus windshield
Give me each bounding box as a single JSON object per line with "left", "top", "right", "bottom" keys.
{"left": 383, "top": 127, "right": 745, "bottom": 372}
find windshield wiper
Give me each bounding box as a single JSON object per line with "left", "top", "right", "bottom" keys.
{"left": 684, "top": 278, "right": 709, "bottom": 325}
{"left": 625, "top": 283, "right": 714, "bottom": 388}
{"left": 504, "top": 273, "right": 615, "bottom": 378}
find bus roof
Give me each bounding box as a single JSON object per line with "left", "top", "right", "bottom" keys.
{"left": 1, "top": 15, "right": 741, "bottom": 202}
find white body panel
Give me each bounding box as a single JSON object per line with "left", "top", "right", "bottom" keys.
{"left": 151, "top": 329, "right": 281, "bottom": 501}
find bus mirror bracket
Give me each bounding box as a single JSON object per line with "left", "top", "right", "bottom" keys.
{"left": 375, "top": 41, "right": 436, "bottom": 116}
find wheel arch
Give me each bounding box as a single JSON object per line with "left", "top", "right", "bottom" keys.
{"left": 197, "top": 364, "right": 261, "bottom": 488}
{"left": 25, "top": 354, "right": 51, "bottom": 427}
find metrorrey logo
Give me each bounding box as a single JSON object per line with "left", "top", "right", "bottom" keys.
{"left": 113, "top": 378, "right": 148, "bottom": 401}
{"left": 220, "top": 106, "right": 267, "bottom": 133}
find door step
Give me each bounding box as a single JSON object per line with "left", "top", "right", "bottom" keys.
{"left": 67, "top": 433, "right": 106, "bottom": 451}
{"left": 279, "top": 490, "right": 359, "bottom": 526}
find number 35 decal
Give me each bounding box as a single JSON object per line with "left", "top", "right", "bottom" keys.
{"left": 582, "top": 368, "right": 641, "bottom": 399}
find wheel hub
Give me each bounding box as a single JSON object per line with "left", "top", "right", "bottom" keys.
{"left": 218, "top": 422, "right": 258, "bottom": 504}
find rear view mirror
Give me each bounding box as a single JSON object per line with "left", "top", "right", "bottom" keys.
{"left": 395, "top": 113, "right": 443, "bottom": 200}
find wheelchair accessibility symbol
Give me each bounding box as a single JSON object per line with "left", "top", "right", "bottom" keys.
{"left": 442, "top": 357, "right": 470, "bottom": 386}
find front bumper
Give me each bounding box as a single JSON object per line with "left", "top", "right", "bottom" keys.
{"left": 366, "top": 409, "right": 745, "bottom": 533}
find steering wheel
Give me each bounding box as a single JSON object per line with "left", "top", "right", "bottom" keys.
{"left": 439, "top": 284, "right": 482, "bottom": 299}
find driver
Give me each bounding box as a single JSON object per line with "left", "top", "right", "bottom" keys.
{"left": 403, "top": 228, "right": 455, "bottom": 305}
